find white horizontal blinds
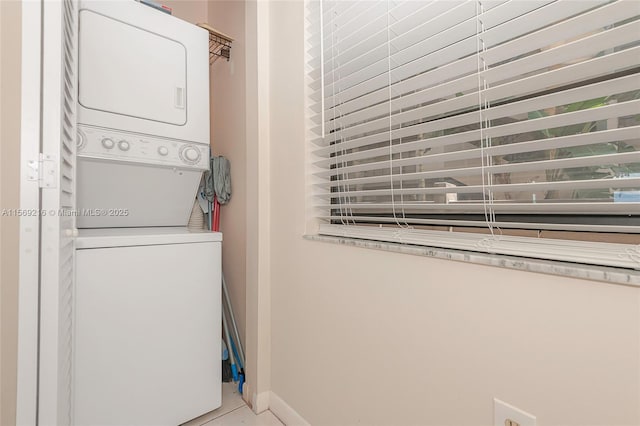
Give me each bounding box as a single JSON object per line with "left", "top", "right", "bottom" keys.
{"left": 309, "top": 0, "right": 640, "bottom": 229}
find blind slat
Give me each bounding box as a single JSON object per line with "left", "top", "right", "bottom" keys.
{"left": 322, "top": 177, "right": 640, "bottom": 199}
{"left": 319, "top": 220, "right": 639, "bottom": 235}
{"left": 318, "top": 203, "right": 640, "bottom": 217}
{"left": 322, "top": 150, "right": 640, "bottom": 188}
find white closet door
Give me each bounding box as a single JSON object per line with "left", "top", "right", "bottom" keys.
{"left": 39, "top": 0, "right": 78, "bottom": 425}
{"left": 16, "top": 0, "right": 43, "bottom": 423}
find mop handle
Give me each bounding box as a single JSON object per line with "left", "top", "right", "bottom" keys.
{"left": 221, "top": 299, "right": 238, "bottom": 382}
{"left": 222, "top": 273, "right": 245, "bottom": 366}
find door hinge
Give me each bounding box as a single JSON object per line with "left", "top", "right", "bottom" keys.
{"left": 27, "top": 154, "right": 58, "bottom": 188}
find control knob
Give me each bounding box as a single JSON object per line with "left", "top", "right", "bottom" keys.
{"left": 101, "top": 138, "right": 115, "bottom": 149}
{"left": 118, "top": 140, "right": 130, "bottom": 151}
{"left": 180, "top": 145, "right": 201, "bottom": 164}
{"left": 77, "top": 129, "right": 86, "bottom": 151}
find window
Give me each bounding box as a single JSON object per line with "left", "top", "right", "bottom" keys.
{"left": 307, "top": 0, "right": 640, "bottom": 269}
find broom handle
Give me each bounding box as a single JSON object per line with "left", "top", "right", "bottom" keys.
{"left": 222, "top": 273, "right": 245, "bottom": 366}
{"left": 222, "top": 296, "right": 238, "bottom": 381}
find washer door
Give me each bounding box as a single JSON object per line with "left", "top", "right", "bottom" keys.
{"left": 76, "top": 158, "right": 202, "bottom": 228}
{"left": 78, "top": 10, "right": 187, "bottom": 125}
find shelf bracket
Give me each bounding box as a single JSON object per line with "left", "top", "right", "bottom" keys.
{"left": 197, "top": 23, "right": 233, "bottom": 65}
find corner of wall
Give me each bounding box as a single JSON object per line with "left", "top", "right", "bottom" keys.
{"left": 252, "top": 390, "right": 270, "bottom": 415}
{"left": 243, "top": 0, "right": 272, "bottom": 410}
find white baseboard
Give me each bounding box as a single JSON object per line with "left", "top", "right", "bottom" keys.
{"left": 269, "top": 392, "right": 310, "bottom": 426}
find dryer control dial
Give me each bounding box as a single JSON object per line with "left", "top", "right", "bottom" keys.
{"left": 77, "top": 129, "right": 87, "bottom": 151}
{"left": 180, "top": 145, "right": 201, "bottom": 164}
{"left": 118, "top": 140, "right": 130, "bottom": 151}
{"left": 101, "top": 138, "right": 115, "bottom": 149}
{"left": 77, "top": 125, "right": 209, "bottom": 170}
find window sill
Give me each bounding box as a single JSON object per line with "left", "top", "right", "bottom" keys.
{"left": 303, "top": 234, "right": 640, "bottom": 287}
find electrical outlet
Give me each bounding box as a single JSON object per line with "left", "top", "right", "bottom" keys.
{"left": 494, "top": 398, "right": 536, "bottom": 426}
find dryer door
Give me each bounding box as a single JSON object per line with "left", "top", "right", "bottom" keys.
{"left": 78, "top": 10, "right": 187, "bottom": 126}
{"left": 76, "top": 0, "right": 210, "bottom": 145}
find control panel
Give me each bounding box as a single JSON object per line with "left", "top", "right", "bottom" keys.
{"left": 76, "top": 125, "right": 209, "bottom": 170}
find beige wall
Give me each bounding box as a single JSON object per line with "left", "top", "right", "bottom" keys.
{"left": 0, "top": 1, "right": 22, "bottom": 425}
{"left": 161, "top": 0, "right": 208, "bottom": 25}
{"left": 265, "top": 1, "right": 640, "bottom": 425}
{"left": 208, "top": 0, "right": 248, "bottom": 352}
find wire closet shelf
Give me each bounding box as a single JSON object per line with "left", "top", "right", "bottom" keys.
{"left": 197, "top": 23, "right": 233, "bottom": 64}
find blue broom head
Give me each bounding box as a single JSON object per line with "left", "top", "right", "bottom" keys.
{"left": 231, "top": 364, "right": 239, "bottom": 382}
{"left": 238, "top": 374, "right": 245, "bottom": 394}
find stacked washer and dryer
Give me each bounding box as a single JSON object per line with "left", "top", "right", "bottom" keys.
{"left": 73, "top": 1, "right": 221, "bottom": 425}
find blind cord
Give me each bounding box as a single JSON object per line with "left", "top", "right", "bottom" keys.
{"left": 387, "top": 0, "right": 403, "bottom": 228}
{"left": 328, "top": 5, "right": 346, "bottom": 225}
{"left": 476, "top": 0, "right": 497, "bottom": 236}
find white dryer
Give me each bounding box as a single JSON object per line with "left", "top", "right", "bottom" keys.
{"left": 77, "top": 0, "right": 210, "bottom": 144}
{"left": 74, "top": 228, "right": 222, "bottom": 426}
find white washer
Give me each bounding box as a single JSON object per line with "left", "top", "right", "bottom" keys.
{"left": 74, "top": 227, "right": 222, "bottom": 426}
{"left": 76, "top": 124, "right": 209, "bottom": 228}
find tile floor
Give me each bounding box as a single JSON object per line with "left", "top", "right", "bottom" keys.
{"left": 182, "top": 383, "right": 284, "bottom": 426}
